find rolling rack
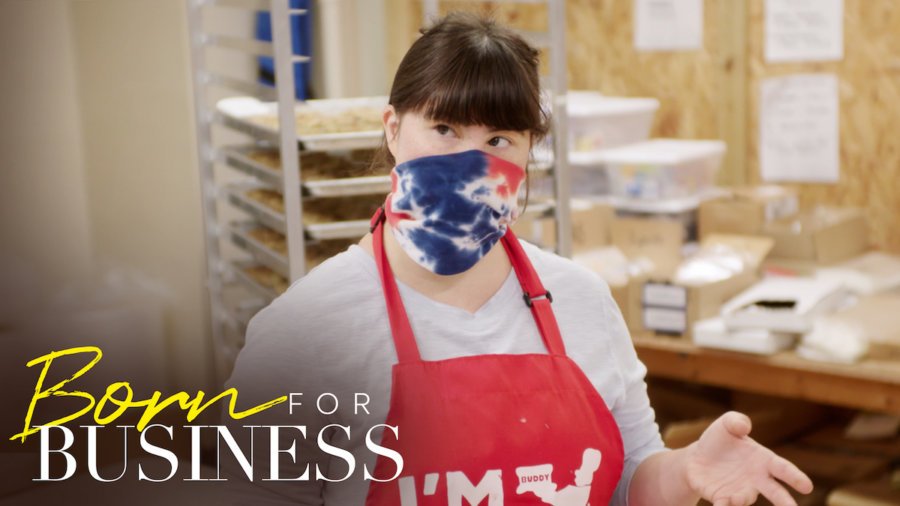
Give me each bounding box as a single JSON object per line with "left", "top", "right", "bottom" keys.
{"left": 189, "top": 0, "right": 572, "bottom": 387}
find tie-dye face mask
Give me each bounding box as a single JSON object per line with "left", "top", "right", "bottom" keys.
{"left": 384, "top": 149, "right": 526, "bottom": 276}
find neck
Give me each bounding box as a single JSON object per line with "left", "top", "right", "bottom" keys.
{"left": 358, "top": 221, "right": 512, "bottom": 313}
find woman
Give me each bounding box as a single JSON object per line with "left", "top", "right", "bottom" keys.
{"left": 227, "top": 13, "right": 813, "bottom": 506}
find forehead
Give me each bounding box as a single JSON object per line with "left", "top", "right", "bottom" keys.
{"left": 403, "top": 109, "right": 530, "bottom": 136}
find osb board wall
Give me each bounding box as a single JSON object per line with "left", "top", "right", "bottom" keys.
{"left": 386, "top": 1, "right": 727, "bottom": 141}
{"left": 384, "top": 1, "right": 900, "bottom": 253}
{"left": 564, "top": 1, "right": 727, "bottom": 141}
{"left": 745, "top": 0, "right": 900, "bottom": 253}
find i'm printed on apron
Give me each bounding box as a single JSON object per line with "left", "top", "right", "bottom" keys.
{"left": 365, "top": 208, "right": 624, "bottom": 506}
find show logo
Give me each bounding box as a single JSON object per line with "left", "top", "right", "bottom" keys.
{"left": 10, "top": 345, "right": 403, "bottom": 483}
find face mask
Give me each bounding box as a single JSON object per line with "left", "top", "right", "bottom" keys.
{"left": 384, "top": 149, "right": 526, "bottom": 276}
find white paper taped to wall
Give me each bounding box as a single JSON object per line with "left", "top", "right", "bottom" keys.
{"left": 634, "top": 0, "right": 703, "bottom": 52}
{"left": 765, "top": 0, "right": 844, "bottom": 63}
{"left": 760, "top": 74, "right": 840, "bottom": 183}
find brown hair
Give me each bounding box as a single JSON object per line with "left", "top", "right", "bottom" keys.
{"left": 371, "top": 12, "right": 549, "bottom": 171}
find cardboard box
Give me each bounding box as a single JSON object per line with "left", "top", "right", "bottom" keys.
{"left": 611, "top": 216, "right": 685, "bottom": 279}
{"left": 764, "top": 207, "right": 869, "bottom": 265}
{"left": 823, "top": 293, "right": 900, "bottom": 360}
{"left": 569, "top": 200, "right": 614, "bottom": 253}
{"left": 641, "top": 269, "right": 759, "bottom": 338}
{"left": 571, "top": 247, "right": 647, "bottom": 333}
{"left": 513, "top": 199, "right": 614, "bottom": 253}
{"left": 818, "top": 251, "right": 900, "bottom": 295}
{"left": 699, "top": 185, "right": 798, "bottom": 239}
{"left": 617, "top": 275, "right": 648, "bottom": 335}
{"left": 639, "top": 235, "right": 773, "bottom": 339}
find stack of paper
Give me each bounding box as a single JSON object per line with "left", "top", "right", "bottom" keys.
{"left": 721, "top": 277, "right": 851, "bottom": 333}
{"left": 693, "top": 318, "right": 796, "bottom": 355}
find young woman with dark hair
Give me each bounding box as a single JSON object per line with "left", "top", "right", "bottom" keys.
{"left": 227, "top": 13, "right": 812, "bottom": 506}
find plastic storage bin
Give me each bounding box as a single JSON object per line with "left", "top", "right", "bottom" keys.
{"left": 596, "top": 139, "right": 726, "bottom": 200}
{"left": 567, "top": 91, "right": 659, "bottom": 154}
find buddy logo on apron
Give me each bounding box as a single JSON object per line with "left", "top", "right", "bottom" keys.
{"left": 365, "top": 208, "right": 624, "bottom": 505}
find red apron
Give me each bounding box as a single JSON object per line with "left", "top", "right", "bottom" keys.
{"left": 365, "top": 208, "right": 624, "bottom": 506}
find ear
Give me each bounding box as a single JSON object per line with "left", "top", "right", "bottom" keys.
{"left": 383, "top": 105, "right": 400, "bottom": 158}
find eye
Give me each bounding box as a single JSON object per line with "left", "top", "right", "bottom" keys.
{"left": 488, "top": 136, "right": 511, "bottom": 148}
{"left": 435, "top": 124, "right": 453, "bottom": 136}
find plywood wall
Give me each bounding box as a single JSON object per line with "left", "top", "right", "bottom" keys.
{"left": 745, "top": 0, "right": 900, "bottom": 254}
{"left": 385, "top": 0, "right": 900, "bottom": 253}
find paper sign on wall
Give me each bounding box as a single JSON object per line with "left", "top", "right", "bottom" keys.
{"left": 760, "top": 74, "right": 840, "bottom": 183}
{"left": 765, "top": 0, "right": 844, "bottom": 63}
{"left": 634, "top": 0, "right": 703, "bottom": 52}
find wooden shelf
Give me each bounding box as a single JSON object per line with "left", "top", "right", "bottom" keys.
{"left": 633, "top": 334, "right": 900, "bottom": 415}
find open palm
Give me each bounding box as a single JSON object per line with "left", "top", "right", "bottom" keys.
{"left": 683, "top": 411, "right": 814, "bottom": 506}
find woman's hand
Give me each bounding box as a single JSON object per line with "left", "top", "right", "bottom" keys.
{"left": 683, "top": 411, "right": 814, "bottom": 506}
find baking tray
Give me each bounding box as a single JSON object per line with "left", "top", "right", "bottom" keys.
{"left": 303, "top": 176, "right": 390, "bottom": 198}
{"left": 227, "top": 221, "right": 290, "bottom": 278}
{"left": 220, "top": 146, "right": 283, "bottom": 188}
{"left": 230, "top": 259, "right": 282, "bottom": 302}
{"left": 225, "top": 181, "right": 288, "bottom": 233}
{"left": 305, "top": 220, "right": 371, "bottom": 240}
{"left": 221, "top": 146, "right": 392, "bottom": 197}
{"left": 225, "top": 182, "right": 380, "bottom": 240}
{"left": 216, "top": 96, "right": 387, "bottom": 151}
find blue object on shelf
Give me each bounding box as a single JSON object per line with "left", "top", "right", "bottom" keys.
{"left": 256, "top": 0, "right": 311, "bottom": 100}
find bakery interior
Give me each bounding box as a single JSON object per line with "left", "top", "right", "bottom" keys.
{"left": 1, "top": 1, "right": 899, "bottom": 504}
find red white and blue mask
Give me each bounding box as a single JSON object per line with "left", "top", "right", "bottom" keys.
{"left": 384, "top": 149, "right": 526, "bottom": 276}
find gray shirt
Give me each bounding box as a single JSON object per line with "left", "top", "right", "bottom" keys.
{"left": 224, "top": 240, "right": 665, "bottom": 505}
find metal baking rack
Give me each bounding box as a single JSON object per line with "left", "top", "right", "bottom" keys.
{"left": 190, "top": 0, "right": 571, "bottom": 386}
{"left": 188, "top": 0, "right": 372, "bottom": 382}
{"left": 219, "top": 145, "right": 394, "bottom": 196}
{"left": 224, "top": 181, "right": 380, "bottom": 239}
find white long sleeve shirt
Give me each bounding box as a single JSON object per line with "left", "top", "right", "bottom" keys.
{"left": 223, "top": 240, "right": 666, "bottom": 505}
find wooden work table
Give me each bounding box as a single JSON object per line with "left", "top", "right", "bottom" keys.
{"left": 632, "top": 334, "right": 900, "bottom": 415}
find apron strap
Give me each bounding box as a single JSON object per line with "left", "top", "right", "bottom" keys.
{"left": 370, "top": 207, "right": 567, "bottom": 361}
{"left": 500, "top": 230, "right": 567, "bottom": 356}
{"left": 371, "top": 207, "right": 422, "bottom": 363}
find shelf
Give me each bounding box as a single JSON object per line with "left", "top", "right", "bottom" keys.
{"left": 225, "top": 181, "right": 380, "bottom": 239}
{"left": 215, "top": 96, "right": 386, "bottom": 151}
{"left": 230, "top": 259, "right": 283, "bottom": 302}
{"left": 228, "top": 221, "right": 290, "bottom": 277}
{"left": 220, "top": 145, "right": 392, "bottom": 196}
{"left": 633, "top": 333, "right": 900, "bottom": 415}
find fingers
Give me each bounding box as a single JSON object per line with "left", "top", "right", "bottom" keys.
{"left": 722, "top": 411, "right": 753, "bottom": 438}
{"left": 712, "top": 493, "right": 758, "bottom": 506}
{"left": 699, "top": 411, "right": 754, "bottom": 453}
{"left": 769, "top": 455, "right": 814, "bottom": 495}
{"left": 758, "top": 478, "right": 799, "bottom": 506}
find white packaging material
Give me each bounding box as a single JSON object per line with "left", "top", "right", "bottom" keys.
{"left": 797, "top": 317, "right": 869, "bottom": 364}
{"left": 566, "top": 91, "right": 659, "bottom": 155}
{"left": 693, "top": 318, "right": 796, "bottom": 355}
{"left": 721, "top": 277, "right": 852, "bottom": 333}
{"left": 817, "top": 251, "right": 900, "bottom": 296}
{"left": 674, "top": 245, "right": 749, "bottom": 286}
{"left": 572, "top": 247, "right": 631, "bottom": 286}
{"left": 594, "top": 139, "right": 727, "bottom": 200}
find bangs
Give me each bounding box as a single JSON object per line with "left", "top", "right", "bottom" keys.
{"left": 418, "top": 48, "right": 543, "bottom": 134}
{"left": 388, "top": 14, "right": 548, "bottom": 138}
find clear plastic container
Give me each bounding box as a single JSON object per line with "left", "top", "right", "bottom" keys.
{"left": 566, "top": 91, "right": 659, "bottom": 153}
{"left": 595, "top": 139, "right": 727, "bottom": 200}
